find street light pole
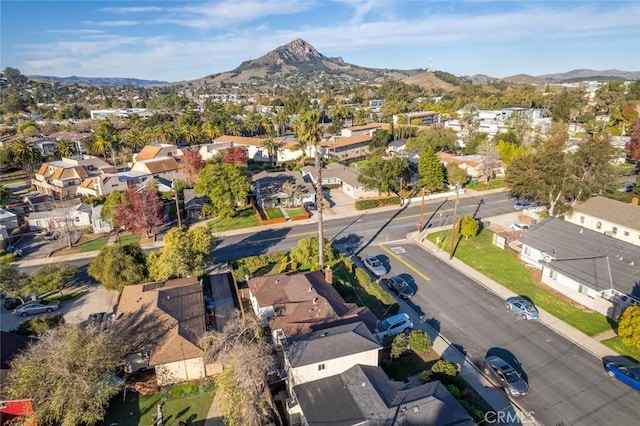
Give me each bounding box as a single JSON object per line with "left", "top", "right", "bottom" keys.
{"left": 418, "top": 187, "right": 425, "bottom": 231}
{"left": 449, "top": 185, "right": 460, "bottom": 260}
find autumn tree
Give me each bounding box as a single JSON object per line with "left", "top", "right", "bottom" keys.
{"left": 445, "top": 163, "right": 468, "bottom": 187}
{"left": 88, "top": 244, "right": 147, "bottom": 291}
{"left": 224, "top": 146, "right": 248, "bottom": 166}
{"left": 418, "top": 147, "right": 445, "bottom": 193}
{"left": 618, "top": 305, "right": 640, "bottom": 349}
{"left": 115, "top": 186, "right": 165, "bottom": 236}
{"left": 390, "top": 333, "right": 409, "bottom": 359}
{"left": 26, "top": 263, "right": 77, "bottom": 297}
{"left": 289, "top": 235, "right": 338, "bottom": 271}
{"left": 194, "top": 161, "right": 251, "bottom": 219}
{"left": 147, "top": 227, "right": 214, "bottom": 281}
{"left": 199, "top": 311, "right": 275, "bottom": 426}
{"left": 626, "top": 119, "right": 640, "bottom": 160}
{"left": 179, "top": 148, "right": 205, "bottom": 187}
{"left": 457, "top": 215, "right": 480, "bottom": 239}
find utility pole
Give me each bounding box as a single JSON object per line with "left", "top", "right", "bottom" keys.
{"left": 449, "top": 185, "right": 460, "bottom": 260}
{"left": 175, "top": 189, "right": 182, "bottom": 229}
{"left": 417, "top": 187, "right": 425, "bottom": 231}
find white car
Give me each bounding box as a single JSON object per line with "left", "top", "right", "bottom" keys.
{"left": 375, "top": 313, "right": 413, "bottom": 341}
{"left": 363, "top": 256, "right": 387, "bottom": 277}
{"left": 510, "top": 223, "right": 530, "bottom": 231}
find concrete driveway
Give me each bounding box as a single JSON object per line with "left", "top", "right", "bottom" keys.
{"left": 0, "top": 284, "right": 119, "bottom": 332}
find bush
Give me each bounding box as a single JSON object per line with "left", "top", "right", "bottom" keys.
{"left": 12, "top": 314, "right": 64, "bottom": 336}
{"left": 355, "top": 196, "right": 401, "bottom": 210}
{"left": 431, "top": 359, "right": 459, "bottom": 383}
{"left": 446, "top": 384, "right": 461, "bottom": 398}
{"left": 390, "top": 333, "right": 409, "bottom": 359}
{"left": 421, "top": 370, "right": 430, "bottom": 383}
{"left": 409, "top": 330, "right": 432, "bottom": 352}
{"left": 168, "top": 381, "right": 199, "bottom": 397}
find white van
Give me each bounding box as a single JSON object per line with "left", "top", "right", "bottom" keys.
{"left": 375, "top": 313, "right": 413, "bottom": 341}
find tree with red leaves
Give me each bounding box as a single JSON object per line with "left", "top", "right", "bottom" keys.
{"left": 224, "top": 146, "right": 248, "bottom": 166}
{"left": 626, "top": 118, "right": 640, "bottom": 161}
{"left": 115, "top": 186, "right": 165, "bottom": 237}
{"left": 179, "top": 149, "right": 205, "bottom": 187}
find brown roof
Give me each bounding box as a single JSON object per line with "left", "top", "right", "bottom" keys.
{"left": 80, "top": 178, "right": 95, "bottom": 188}
{"left": 214, "top": 135, "right": 266, "bottom": 147}
{"left": 322, "top": 133, "right": 372, "bottom": 149}
{"left": 573, "top": 196, "right": 640, "bottom": 231}
{"left": 36, "top": 163, "right": 48, "bottom": 176}
{"left": 143, "top": 157, "right": 179, "bottom": 174}
{"left": 248, "top": 271, "right": 376, "bottom": 338}
{"left": 135, "top": 145, "right": 163, "bottom": 161}
{"left": 115, "top": 277, "right": 206, "bottom": 365}
{"left": 345, "top": 122, "right": 389, "bottom": 132}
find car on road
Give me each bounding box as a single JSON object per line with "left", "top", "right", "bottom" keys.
{"left": 513, "top": 200, "right": 535, "bottom": 210}
{"left": 509, "top": 223, "right": 530, "bottom": 231}
{"left": 383, "top": 276, "right": 416, "bottom": 298}
{"left": 483, "top": 355, "right": 529, "bottom": 397}
{"left": 375, "top": 313, "right": 413, "bottom": 341}
{"left": 14, "top": 300, "right": 60, "bottom": 317}
{"left": 3, "top": 297, "right": 21, "bottom": 311}
{"left": 44, "top": 231, "right": 57, "bottom": 240}
{"left": 364, "top": 256, "right": 387, "bottom": 277}
{"left": 605, "top": 362, "right": 640, "bottom": 391}
{"left": 505, "top": 297, "right": 539, "bottom": 320}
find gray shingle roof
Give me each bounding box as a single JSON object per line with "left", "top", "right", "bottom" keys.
{"left": 285, "top": 321, "right": 380, "bottom": 368}
{"left": 572, "top": 196, "right": 640, "bottom": 231}
{"left": 520, "top": 218, "right": 640, "bottom": 295}
{"left": 294, "top": 364, "right": 475, "bottom": 426}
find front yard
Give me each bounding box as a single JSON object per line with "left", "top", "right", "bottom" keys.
{"left": 426, "top": 230, "right": 611, "bottom": 337}
{"left": 207, "top": 207, "right": 261, "bottom": 233}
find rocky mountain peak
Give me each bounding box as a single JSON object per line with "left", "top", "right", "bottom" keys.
{"left": 272, "top": 38, "right": 324, "bottom": 62}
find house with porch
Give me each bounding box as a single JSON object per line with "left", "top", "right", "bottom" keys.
{"left": 252, "top": 170, "right": 315, "bottom": 209}
{"left": 564, "top": 196, "right": 640, "bottom": 246}
{"left": 519, "top": 218, "right": 640, "bottom": 319}
{"left": 301, "top": 162, "right": 379, "bottom": 200}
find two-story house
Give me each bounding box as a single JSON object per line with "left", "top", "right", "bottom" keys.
{"left": 32, "top": 156, "right": 115, "bottom": 199}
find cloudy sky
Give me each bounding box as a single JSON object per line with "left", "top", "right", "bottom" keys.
{"left": 2, "top": 0, "right": 639, "bottom": 82}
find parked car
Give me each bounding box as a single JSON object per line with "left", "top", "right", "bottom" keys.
{"left": 513, "top": 200, "right": 535, "bottom": 210}
{"left": 364, "top": 256, "right": 387, "bottom": 277}
{"left": 509, "top": 223, "right": 530, "bottom": 231}
{"left": 14, "top": 300, "right": 60, "bottom": 317}
{"left": 605, "top": 362, "right": 640, "bottom": 391}
{"left": 303, "top": 202, "right": 317, "bottom": 211}
{"left": 44, "top": 231, "right": 57, "bottom": 240}
{"left": 383, "top": 276, "right": 416, "bottom": 298}
{"left": 3, "top": 297, "right": 21, "bottom": 311}
{"left": 505, "top": 297, "right": 539, "bottom": 320}
{"left": 483, "top": 355, "right": 529, "bottom": 397}
{"left": 375, "top": 313, "right": 413, "bottom": 341}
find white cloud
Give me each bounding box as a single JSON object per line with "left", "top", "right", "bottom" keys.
{"left": 83, "top": 20, "right": 140, "bottom": 27}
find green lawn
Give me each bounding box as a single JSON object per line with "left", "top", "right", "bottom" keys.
{"left": 265, "top": 208, "right": 284, "bottom": 219}
{"left": 601, "top": 337, "right": 640, "bottom": 362}
{"left": 285, "top": 208, "right": 305, "bottom": 218}
{"left": 468, "top": 179, "right": 506, "bottom": 191}
{"left": 119, "top": 234, "right": 141, "bottom": 246}
{"left": 207, "top": 208, "right": 261, "bottom": 233}
{"left": 103, "top": 388, "right": 214, "bottom": 426}
{"left": 79, "top": 237, "right": 108, "bottom": 252}
{"left": 427, "top": 230, "right": 611, "bottom": 336}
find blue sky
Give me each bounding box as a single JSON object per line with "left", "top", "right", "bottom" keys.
{"left": 1, "top": 0, "right": 639, "bottom": 82}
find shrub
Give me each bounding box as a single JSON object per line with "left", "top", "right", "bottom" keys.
{"left": 355, "top": 196, "right": 401, "bottom": 210}
{"left": 431, "top": 359, "right": 459, "bottom": 382}
{"left": 390, "top": 333, "right": 409, "bottom": 359}
{"left": 12, "top": 314, "right": 64, "bottom": 336}
{"left": 446, "top": 384, "right": 461, "bottom": 398}
{"left": 421, "top": 370, "right": 430, "bottom": 383}
{"left": 168, "top": 381, "right": 199, "bottom": 397}
{"left": 409, "top": 330, "right": 432, "bottom": 353}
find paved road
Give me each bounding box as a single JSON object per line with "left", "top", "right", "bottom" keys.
{"left": 370, "top": 242, "right": 637, "bottom": 426}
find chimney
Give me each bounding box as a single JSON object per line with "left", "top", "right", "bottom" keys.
{"left": 324, "top": 266, "right": 333, "bottom": 284}
{"left": 632, "top": 197, "right": 638, "bottom": 206}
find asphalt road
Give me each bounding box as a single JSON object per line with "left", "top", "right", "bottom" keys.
{"left": 373, "top": 242, "right": 637, "bottom": 426}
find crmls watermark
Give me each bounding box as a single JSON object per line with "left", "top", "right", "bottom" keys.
{"left": 484, "top": 410, "right": 536, "bottom": 424}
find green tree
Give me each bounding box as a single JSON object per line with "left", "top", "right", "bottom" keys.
{"left": 289, "top": 235, "right": 337, "bottom": 271}
{"left": 0, "top": 184, "right": 16, "bottom": 205}
{"left": 26, "top": 263, "right": 77, "bottom": 297}
{"left": 100, "top": 190, "right": 124, "bottom": 226}
{"left": 445, "top": 163, "right": 468, "bottom": 187}
{"left": 370, "top": 129, "right": 392, "bottom": 150}
{"left": 408, "top": 330, "right": 432, "bottom": 353}
{"left": 194, "top": 162, "right": 251, "bottom": 219}
{"left": 406, "top": 126, "right": 457, "bottom": 154}
{"left": 457, "top": 215, "right": 480, "bottom": 239}
{"left": 504, "top": 111, "right": 532, "bottom": 145}
{"left": 418, "top": 147, "right": 445, "bottom": 193}
{"left": 390, "top": 333, "right": 409, "bottom": 359}
{"left": 147, "top": 227, "right": 214, "bottom": 280}
{"left": 0, "top": 263, "right": 28, "bottom": 303}
{"left": 617, "top": 305, "right": 640, "bottom": 349}
{"left": 54, "top": 139, "right": 75, "bottom": 158}
{"left": 10, "top": 138, "right": 41, "bottom": 176}
{"left": 88, "top": 244, "right": 147, "bottom": 291}
{"left": 431, "top": 359, "right": 459, "bottom": 380}
{"left": 357, "top": 155, "right": 407, "bottom": 195}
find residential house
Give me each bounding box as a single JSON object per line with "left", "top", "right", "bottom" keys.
{"left": 301, "top": 163, "right": 379, "bottom": 199}
{"left": 115, "top": 277, "right": 217, "bottom": 386}
{"left": 32, "top": 156, "right": 115, "bottom": 199}
{"left": 131, "top": 157, "right": 181, "bottom": 182}
{"left": 252, "top": 170, "right": 315, "bottom": 209}
{"left": 519, "top": 218, "right": 640, "bottom": 319}
{"left": 47, "top": 130, "right": 92, "bottom": 155}
{"left": 291, "top": 364, "right": 474, "bottom": 426}
{"left": 322, "top": 133, "right": 372, "bottom": 162}
{"left": 183, "top": 189, "right": 208, "bottom": 224}
{"left": 564, "top": 196, "right": 640, "bottom": 246}
{"left": 213, "top": 135, "right": 302, "bottom": 163}
{"left": 22, "top": 194, "right": 52, "bottom": 212}
{"left": 394, "top": 111, "right": 440, "bottom": 126}
{"left": 247, "top": 271, "right": 378, "bottom": 345}
{"left": 340, "top": 122, "right": 389, "bottom": 138}
{"left": 91, "top": 204, "right": 112, "bottom": 233}
{"left": 27, "top": 203, "right": 92, "bottom": 231}
{"left": 90, "top": 108, "right": 149, "bottom": 120}
{"left": 132, "top": 143, "right": 183, "bottom": 163}
{"left": 199, "top": 142, "right": 244, "bottom": 162}
{"left": 436, "top": 152, "right": 504, "bottom": 180}
{"left": 75, "top": 170, "right": 150, "bottom": 198}
{"left": 0, "top": 208, "right": 20, "bottom": 236}
{"left": 0, "top": 332, "right": 34, "bottom": 424}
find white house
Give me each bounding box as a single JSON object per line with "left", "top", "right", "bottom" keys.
{"left": 91, "top": 204, "right": 112, "bottom": 233}
{"left": 519, "top": 218, "right": 640, "bottom": 319}
{"left": 301, "top": 163, "right": 379, "bottom": 200}
{"left": 564, "top": 196, "right": 640, "bottom": 246}
{"left": 27, "top": 203, "right": 92, "bottom": 231}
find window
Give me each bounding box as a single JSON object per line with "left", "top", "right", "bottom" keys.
{"left": 578, "top": 285, "right": 589, "bottom": 296}
{"left": 524, "top": 246, "right": 531, "bottom": 256}
{"left": 549, "top": 269, "right": 558, "bottom": 279}
{"left": 318, "top": 363, "right": 326, "bottom": 371}
{"left": 75, "top": 216, "right": 81, "bottom": 222}
{"left": 596, "top": 221, "right": 602, "bottom": 230}
{"left": 579, "top": 216, "right": 585, "bottom": 224}
{"left": 612, "top": 227, "right": 618, "bottom": 235}
{"left": 624, "top": 231, "right": 630, "bottom": 237}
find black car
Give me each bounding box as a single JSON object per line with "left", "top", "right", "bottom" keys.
{"left": 44, "top": 231, "right": 57, "bottom": 240}
{"left": 383, "top": 276, "right": 416, "bottom": 298}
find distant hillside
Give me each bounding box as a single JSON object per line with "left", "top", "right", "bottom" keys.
{"left": 402, "top": 70, "right": 459, "bottom": 93}
{"left": 28, "top": 75, "right": 168, "bottom": 87}
{"left": 537, "top": 69, "right": 640, "bottom": 81}
{"left": 192, "top": 38, "right": 424, "bottom": 88}
{"left": 501, "top": 74, "right": 546, "bottom": 84}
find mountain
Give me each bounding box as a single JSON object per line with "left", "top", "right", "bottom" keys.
{"left": 499, "top": 69, "right": 640, "bottom": 83}
{"left": 501, "top": 74, "right": 546, "bottom": 84}
{"left": 27, "top": 75, "right": 168, "bottom": 87}
{"left": 194, "top": 38, "right": 425, "bottom": 88}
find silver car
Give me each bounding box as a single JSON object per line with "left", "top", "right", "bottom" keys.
{"left": 483, "top": 355, "right": 528, "bottom": 397}
{"left": 364, "top": 256, "right": 387, "bottom": 277}
{"left": 15, "top": 300, "right": 60, "bottom": 317}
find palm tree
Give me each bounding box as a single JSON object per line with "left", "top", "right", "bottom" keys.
{"left": 261, "top": 137, "right": 279, "bottom": 166}
{"left": 10, "top": 138, "right": 41, "bottom": 177}
{"left": 274, "top": 110, "right": 288, "bottom": 137}
{"left": 55, "top": 139, "right": 75, "bottom": 158}
{"left": 294, "top": 110, "right": 325, "bottom": 269}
